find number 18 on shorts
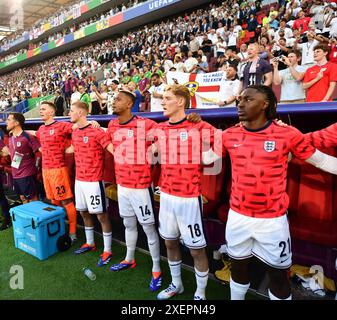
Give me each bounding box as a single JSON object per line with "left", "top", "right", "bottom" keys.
{"left": 159, "top": 192, "right": 207, "bottom": 249}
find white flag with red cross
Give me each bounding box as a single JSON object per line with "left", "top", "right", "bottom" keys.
{"left": 167, "top": 71, "right": 225, "bottom": 109}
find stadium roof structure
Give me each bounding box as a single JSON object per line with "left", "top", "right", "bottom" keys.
{"left": 0, "top": 0, "right": 75, "bottom": 36}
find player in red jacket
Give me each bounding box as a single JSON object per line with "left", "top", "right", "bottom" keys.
{"left": 203, "top": 85, "right": 337, "bottom": 300}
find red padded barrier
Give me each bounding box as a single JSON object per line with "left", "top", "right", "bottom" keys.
{"left": 289, "top": 147, "right": 337, "bottom": 247}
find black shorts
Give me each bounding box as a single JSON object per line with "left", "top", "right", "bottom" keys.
{"left": 13, "top": 175, "right": 37, "bottom": 199}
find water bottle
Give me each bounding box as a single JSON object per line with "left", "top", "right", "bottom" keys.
{"left": 83, "top": 267, "right": 96, "bottom": 281}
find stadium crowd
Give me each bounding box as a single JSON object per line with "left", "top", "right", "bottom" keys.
{"left": 0, "top": 0, "right": 120, "bottom": 50}
{"left": 0, "top": 0, "right": 144, "bottom": 64}
{"left": 1, "top": 0, "right": 337, "bottom": 115}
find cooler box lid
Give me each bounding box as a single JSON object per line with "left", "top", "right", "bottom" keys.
{"left": 10, "top": 201, "right": 65, "bottom": 225}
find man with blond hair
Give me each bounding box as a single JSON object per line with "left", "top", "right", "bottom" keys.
{"left": 156, "top": 84, "right": 217, "bottom": 300}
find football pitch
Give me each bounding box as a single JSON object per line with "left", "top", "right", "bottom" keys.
{"left": 0, "top": 226, "right": 243, "bottom": 300}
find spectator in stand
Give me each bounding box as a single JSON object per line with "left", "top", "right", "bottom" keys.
{"left": 184, "top": 51, "right": 198, "bottom": 73}
{"left": 64, "top": 75, "right": 73, "bottom": 109}
{"left": 71, "top": 85, "right": 81, "bottom": 106}
{"left": 226, "top": 25, "right": 239, "bottom": 52}
{"left": 149, "top": 73, "right": 166, "bottom": 112}
{"left": 272, "top": 38, "right": 291, "bottom": 70}
{"left": 138, "top": 70, "right": 151, "bottom": 111}
{"left": 224, "top": 49, "right": 240, "bottom": 68}
{"left": 237, "top": 43, "right": 249, "bottom": 78}
{"left": 54, "top": 89, "right": 65, "bottom": 116}
{"left": 173, "top": 54, "right": 186, "bottom": 73}
{"left": 31, "top": 82, "right": 40, "bottom": 98}
{"left": 329, "top": 37, "right": 337, "bottom": 63}
{"left": 272, "top": 50, "right": 307, "bottom": 104}
{"left": 247, "top": 14, "right": 258, "bottom": 40}
{"left": 293, "top": 10, "right": 311, "bottom": 34}
{"left": 92, "top": 84, "right": 108, "bottom": 115}
{"left": 215, "top": 36, "right": 227, "bottom": 57}
{"left": 275, "top": 19, "right": 294, "bottom": 42}
{"left": 90, "top": 84, "right": 101, "bottom": 115}
{"left": 303, "top": 44, "right": 337, "bottom": 102}
{"left": 195, "top": 54, "right": 209, "bottom": 74}
{"left": 78, "top": 85, "right": 92, "bottom": 114}
{"left": 217, "top": 65, "right": 241, "bottom": 107}
{"left": 106, "top": 80, "right": 119, "bottom": 114}
{"left": 127, "top": 81, "right": 142, "bottom": 112}
{"left": 200, "top": 34, "right": 213, "bottom": 61}
{"left": 295, "top": 31, "right": 320, "bottom": 67}
{"left": 241, "top": 43, "right": 273, "bottom": 90}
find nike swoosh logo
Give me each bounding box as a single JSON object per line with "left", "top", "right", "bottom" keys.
{"left": 143, "top": 218, "right": 150, "bottom": 221}
{"left": 280, "top": 257, "right": 290, "bottom": 264}
{"left": 192, "top": 239, "right": 201, "bottom": 244}
{"left": 92, "top": 207, "right": 98, "bottom": 210}
{"left": 234, "top": 144, "right": 242, "bottom": 148}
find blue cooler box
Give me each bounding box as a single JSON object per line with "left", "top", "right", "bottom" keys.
{"left": 10, "top": 201, "right": 66, "bottom": 260}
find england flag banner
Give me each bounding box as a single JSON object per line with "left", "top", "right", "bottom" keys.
{"left": 167, "top": 71, "right": 225, "bottom": 109}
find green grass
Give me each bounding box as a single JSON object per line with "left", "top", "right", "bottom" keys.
{"left": 0, "top": 226, "right": 237, "bottom": 300}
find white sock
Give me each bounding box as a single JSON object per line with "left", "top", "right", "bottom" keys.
{"left": 142, "top": 224, "right": 161, "bottom": 273}
{"left": 123, "top": 217, "right": 138, "bottom": 262}
{"left": 194, "top": 268, "right": 208, "bottom": 299}
{"left": 85, "top": 226, "right": 95, "bottom": 246}
{"left": 103, "top": 232, "right": 112, "bottom": 253}
{"left": 168, "top": 260, "right": 182, "bottom": 288}
{"left": 230, "top": 277, "right": 250, "bottom": 300}
{"left": 268, "top": 289, "right": 292, "bottom": 300}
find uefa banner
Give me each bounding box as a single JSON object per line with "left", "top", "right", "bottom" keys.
{"left": 167, "top": 71, "right": 225, "bottom": 109}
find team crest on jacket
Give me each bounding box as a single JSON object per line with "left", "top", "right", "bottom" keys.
{"left": 49, "top": 129, "right": 54, "bottom": 135}
{"left": 127, "top": 129, "right": 134, "bottom": 138}
{"left": 264, "top": 141, "right": 276, "bottom": 152}
{"left": 83, "top": 136, "right": 89, "bottom": 143}
{"left": 180, "top": 131, "right": 188, "bottom": 142}
{"left": 17, "top": 142, "right": 21, "bottom": 147}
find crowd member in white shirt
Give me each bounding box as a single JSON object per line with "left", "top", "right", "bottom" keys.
{"left": 327, "top": 6, "right": 337, "bottom": 38}
{"left": 173, "top": 54, "right": 186, "bottom": 73}
{"left": 217, "top": 65, "right": 241, "bottom": 107}
{"left": 215, "top": 37, "right": 227, "bottom": 57}
{"left": 226, "top": 25, "right": 238, "bottom": 52}
{"left": 149, "top": 73, "right": 166, "bottom": 112}
{"left": 295, "top": 32, "right": 320, "bottom": 67}
{"left": 70, "top": 85, "right": 81, "bottom": 105}
{"left": 216, "top": 22, "right": 226, "bottom": 40}
{"left": 274, "top": 19, "right": 293, "bottom": 42}
{"left": 236, "top": 43, "right": 249, "bottom": 79}
{"left": 184, "top": 51, "right": 198, "bottom": 73}
{"left": 271, "top": 50, "right": 307, "bottom": 104}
